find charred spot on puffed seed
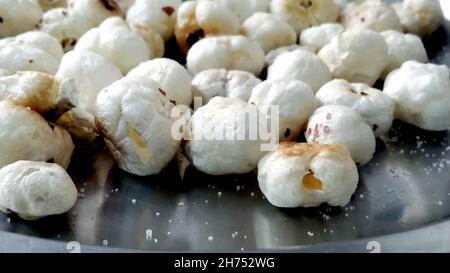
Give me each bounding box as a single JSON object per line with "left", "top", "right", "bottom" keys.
{"left": 28, "top": 60, "right": 34, "bottom": 63}
{"left": 62, "top": 10, "right": 68, "bottom": 16}
{"left": 349, "top": 87, "right": 358, "bottom": 94}
{"left": 361, "top": 17, "right": 365, "bottom": 22}
{"left": 326, "top": 113, "right": 332, "bottom": 120}
{"left": 361, "top": 92, "right": 369, "bottom": 96}
{"left": 158, "top": 88, "right": 167, "bottom": 96}
{"left": 186, "top": 29, "right": 205, "bottom": 48}
{"left": 373, "top": 124, "right": 378, "bottom": 131}
{"left": 162, "top": 6, "right": 175, "bottom": 16}
{"left": 298, "top": 0, "right": 313, "bottom": 9}
{"left": 35, "top": 19, "right": 43, "bottom": 29}
{"left": 100, "top": 0, "right": 119, "bottom": 12}
{"left": 61, "top": 38, "right": 77, "bottom": 48}
{"left": 284, "top": 128, "right": 291, "bottom": 138}
{"left": 170, "top": 100, "right": 177, "bottom": 105}
{"left": 0, "top": 17, "right": 4, "bottom": 23}
{"left": 307, "top": 127, "right": 312, "bottom": 135}
{"left": 323, "top": 126, "right": 330, "bottom": 133}
{"left": 312, "top": 124, "right": 320, "bottom": 142}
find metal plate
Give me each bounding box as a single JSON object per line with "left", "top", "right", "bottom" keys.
{"left": 1, "top": 3, "right": 450, "bottom": 253}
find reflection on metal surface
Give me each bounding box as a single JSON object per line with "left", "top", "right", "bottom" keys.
{"left": 0, "top": 11, "right": 450, "bottom": 254}
{"left": 441, "top": 0, "right": 450, "bottom": 20}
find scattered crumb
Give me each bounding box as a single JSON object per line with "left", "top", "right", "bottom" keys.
{"left": 146, "top": 229, "right": 153, "bottom": 241}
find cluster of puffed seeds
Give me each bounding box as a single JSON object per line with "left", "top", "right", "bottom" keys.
{"left": 0, "top": 0, "right": 448, "bottom": 219}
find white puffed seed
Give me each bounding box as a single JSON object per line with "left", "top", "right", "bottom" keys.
{"left": 187, "top": 35, "right": 265, "bottom": 76}
{"left": 241, "top": 12, "right": 297, "bottom": 53}
{"left": 316, "top": 79, "right": 395, "bottom": 137}
{"left": 383, "top": 61, "right": 450, "bottom": 131}
{"left": 299, "top": 23, "right": 344, "bottom": 52}
{"left": 39, "top": 0, "right": 122, "bottom": 51}
{"left": 5, "top": 31, "right": 64, "bottom": 61}
{"left": 75, "top": 17, "right": 151, "bottom": 74}
{"left": 393, "top": 0, "right": 444, "bottom": 37}
{"left": 381, "top": 30, "right": 428, "bottom": 78}
{"left": 95, "top": 77, "right": 180, "bottom": 176}
{"left": 265, "top": 45, "right": 315, "bottom": 67}
{"left": 0, "top": 161, "right": 78, "bottom": 220}
{"left": 186, "top": 97, "right": 268, "bottom": 175}
{"left": 67, "top": 0, "right": 123, "bottom": 27}
{"left": 318, "top": 29, "right": 388, "bottom": 86}
{"left": 258, "top": 142, "right": 359, "bottom": 208}
{"left": 0, "top": 0, "right": 43, "bottom": 37}
{"left": 267, "top": 49, "right": 331, "bottom": 92}
{"left": 38, "top": 8, "right": 92, "bottom": 52}
{"left": 0, "top": 71, "right": 75, "bottom": 114}
{"left": 0, "top": 31, "right": 63, "bottom": 75}
{"left": 249, "top": 80, "right": 318, "bottom": 141}
{"left": 127, "top": 58, "right": 193, "bottom": 106}
{"left": 0, "top": 101, "right": 74, "bottom": 169}
{"left": 127, "top": 0, "right": 182, "bottom": 41}
{"left": 56, "top": 50, "right": 123, "bottom": 115}
{"left": 175, "top": 0, "right": 240, "bottom": 54}
{"left": 344, "top": 0, "right": 403, "bottom": 32}
{"left": 270, "top": 0, "right": 340, "bottom": 33}
{"left": 191, "top": 69, "right": 261, "bottom": 104}
{"left": 217, "top": 0, "right": 270, "bottom": 21}
{"left": 305, "top": 105, "right": 376, "bottom": 166}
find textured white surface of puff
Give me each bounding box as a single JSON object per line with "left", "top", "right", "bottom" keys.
{"left": 258, "top": 142, "right": 359, "bottom": 207}
{"left": 384, "top": 60, "right": 450, "bottom": 131}
{"left": 305, "top": 104, "right": 376, "bottom": 165}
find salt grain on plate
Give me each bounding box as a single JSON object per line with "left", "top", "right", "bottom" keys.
{"left": 146, "top": 229, "right": 153, "bottom": 241}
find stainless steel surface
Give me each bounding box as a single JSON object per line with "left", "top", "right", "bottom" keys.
{"left": 0, "top": 6, "right": 450, "bottom": 253}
